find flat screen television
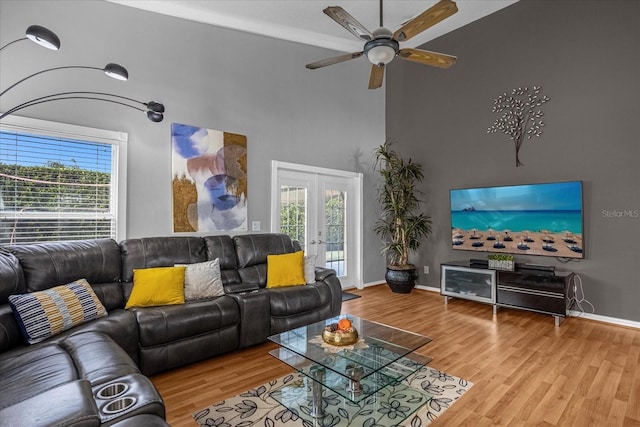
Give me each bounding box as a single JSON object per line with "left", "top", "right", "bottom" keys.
{"left": 450, "top": 181, "right": 584, "bottom": 259}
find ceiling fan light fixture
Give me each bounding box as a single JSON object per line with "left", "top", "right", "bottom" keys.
{"left": 364, "top": 38, "right": 399, "bottom": 65}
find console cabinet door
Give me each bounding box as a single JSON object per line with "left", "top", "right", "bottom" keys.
{"left": 441, "top": 265, "right": 496, "bottom": 304}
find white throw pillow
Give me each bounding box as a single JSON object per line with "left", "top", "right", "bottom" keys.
{"left": 177, "top": 258, "right": 224, "bottom": 301}
{"left": 304, "top": 255, "right": 316, "bottom": 284}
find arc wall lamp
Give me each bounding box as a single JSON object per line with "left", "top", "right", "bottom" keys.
{"left": 0, "top": 25, "right": 164, "bottom": 122}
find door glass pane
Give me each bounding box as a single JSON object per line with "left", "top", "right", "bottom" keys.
{"left": 325, "top": 189, "right": 346, "bottom": 276}
{"left": 280, "top": 185, "right": 306, "bottom": 248}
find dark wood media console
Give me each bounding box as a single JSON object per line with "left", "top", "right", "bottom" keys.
{"left": 441, "top": 260, "right": 575, "bottom": 326}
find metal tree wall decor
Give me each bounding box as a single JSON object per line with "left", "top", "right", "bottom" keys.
{"left": 487, "top": 86, "right": 550, "bottom": 167}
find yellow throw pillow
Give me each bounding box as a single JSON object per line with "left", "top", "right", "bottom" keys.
{"left": 125, "top": 266, "right": 186, "bottom": 309}
{"left": 266, "top": 251, "right": 306, "bottom": 288}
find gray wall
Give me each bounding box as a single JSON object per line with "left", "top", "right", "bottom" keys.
{"left": 387, "top": 0, "right": 639, "bottom": 322}
{"left": 0, "top": 0, "right": 388, "bottom": 284}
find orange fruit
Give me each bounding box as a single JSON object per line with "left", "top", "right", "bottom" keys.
{"left": 338, "top": 318, "right": 352, "bottom": 330}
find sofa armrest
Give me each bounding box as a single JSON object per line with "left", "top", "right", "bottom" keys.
{"left": 0, "top": 380, "right": 100, "bottom": 427}
{"left": 0, "top": 304, "right": 24, "bottom": 353}
{"left": 60, "top": 332, "right": 139, "bottom": 387}
{"left": 224, "top": 282, "right": 260, "bottom": 294}
{"left": 314, "top": 267, "right": 337, "bottom": 282}
{"left": 227, "top": 290, "right": 270, "bottom": 348}
{"left": 314, "top": 268, "right": 342, "bottom": 317}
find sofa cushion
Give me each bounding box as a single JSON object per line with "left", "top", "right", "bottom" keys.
{"left": 234, "top": 234, "right": 298, "bottom": 267}
{"left": 125, "top": 266, "right": 186, "bottom": 309}
{"left": 9, "top": 279, "right": 107, "bottom": 345}
{"left": 234, "top": 234, "right": 297, "bottom": 287}
{"left": 132, "top": 297, "right": 240, "bottom": 348}
{"left": 0, "top": 343, "right": 77, "bottom": 409}
{"left": 120, "top": 236, "right": 207, "bottom": 282}
{"left": 269, "top": 282, "right": 333, "bottom": 317}
{"left": 0, "top": 380, "right": 100, "bottom": 427}
{"left": 179, "top": 258, "right": 225, "bottom": 301}
{"left": 5, "top": 239, "right": 121, "bottom": 294}
{"left": 268, "top": 282, "right": 337, "bottom": 335}
{"left": 304, "top": 255, "right": 316, "bottom": 284}
{"left": 203, "top": 235, "right": 242, "bottom": 285}
{"left": 88, "top": 281, "right": 126, "bottom": 312}
{"left": 266, "top": 251, "right": 305, "bottom": 288}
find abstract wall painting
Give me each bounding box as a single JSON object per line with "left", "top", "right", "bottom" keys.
{"left": 171, "top": 123, "right": 247, "bottom": 232}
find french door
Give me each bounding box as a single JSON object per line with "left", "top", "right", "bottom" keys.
{"left": 271, "top": 161, "right": 362, "bottom": 289}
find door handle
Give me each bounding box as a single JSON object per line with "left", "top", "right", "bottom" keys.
{"left": 318, "top": 240, "right": 325, "bottom": 244}
{"left": 310, "top": 240, "right": 316, "bottom": 244}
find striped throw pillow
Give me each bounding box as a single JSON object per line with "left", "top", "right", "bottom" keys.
{"left": 8, "top": 279, "right": 107, "bottom": 344}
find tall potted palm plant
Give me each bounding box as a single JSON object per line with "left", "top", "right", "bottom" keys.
{"left": 373, "top": 140, "right": 432, "bottom": 293}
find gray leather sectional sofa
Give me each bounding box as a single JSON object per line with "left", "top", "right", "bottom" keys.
{"left": 0, "top": 233, "right": 342, "bottom": 426}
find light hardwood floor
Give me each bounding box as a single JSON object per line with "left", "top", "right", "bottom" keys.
{"left": 151, "top": 285, "right": 640, "bottom": 427}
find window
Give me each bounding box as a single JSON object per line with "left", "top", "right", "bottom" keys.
{"left": 280, "top": 185, "right": 307, "bottom": 246}
{"left": 0, "top": 116, "right": 127, "bottom": 244}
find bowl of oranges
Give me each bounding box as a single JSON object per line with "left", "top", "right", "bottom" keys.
{"left": 322, "top": 318, "right": 358, "bottom": 346}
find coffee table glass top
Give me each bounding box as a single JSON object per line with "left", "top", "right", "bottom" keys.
{"left": 268, "top": 315, "right": 432, "bottom": 402}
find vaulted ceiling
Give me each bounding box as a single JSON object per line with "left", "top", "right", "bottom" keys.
{"left": 107, "top": 1, "right": 518, "bottom": 53}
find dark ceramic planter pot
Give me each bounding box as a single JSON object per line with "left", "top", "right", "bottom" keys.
{"left": 385, "top": 267, "right": 418, "bottom": 294}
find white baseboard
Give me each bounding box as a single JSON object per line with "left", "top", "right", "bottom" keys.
{"left": 415, "top": 285, "right": 440, "bottom": 293}
{"left": 356, "top": 283, "right": 639, "bottom": 329}
{"left": 411, "top": 286, "right": 640, "bottom": 329}
{"left": 358, "top": 281, "right": 385, "bottom": 289}
{"left": 567, "top": 310, "right": 640, "bottom": 329}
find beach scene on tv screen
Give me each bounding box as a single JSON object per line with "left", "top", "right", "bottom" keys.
{"left": 450, "top": 181, "right": 584, "bottom": 259}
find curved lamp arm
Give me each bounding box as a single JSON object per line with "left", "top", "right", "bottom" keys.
{"left": 0, "top": 92, "right": 164, "bottom": 122}
{"left": 0, "top": 63, "right": 128, "bottom": 97}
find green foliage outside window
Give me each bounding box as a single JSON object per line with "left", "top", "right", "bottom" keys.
{"left": 0, "top": 162, "right": 111, "bottom": 243}
{"left": 279, "top": 195, "right": 345, "bottom": 253}
{"left": 0, "top": 162, "right": 110, "bottom": 211}
{"left": 280, "top": 202, "right": 305, "bottom": 245}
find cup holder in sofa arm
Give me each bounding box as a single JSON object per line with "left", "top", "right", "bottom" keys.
{"left": 97, "top": 382, "right": 129, "bottom": 400}
{"left": 103, "top": 396, "right": 137, "bottom": 415}
{"left": 92, "top": 373, "right": 165, "bottom": 424}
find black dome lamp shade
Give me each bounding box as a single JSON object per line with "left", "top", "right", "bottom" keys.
{"left": 103, "top": 63, "right": 128, "bottom": 81}
{"left": 26, "top": 25, "right": 61, "bottom": 50}
{"left": 0, "top": 25, "right": 60, "bottom": 52}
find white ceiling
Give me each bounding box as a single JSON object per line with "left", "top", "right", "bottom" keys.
{"left": 106, "top": 0, "right": 518, "bottom": 53}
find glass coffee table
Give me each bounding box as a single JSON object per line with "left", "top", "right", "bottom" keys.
{"left": 268, "top": 315, "right": 433, "bottom": 426}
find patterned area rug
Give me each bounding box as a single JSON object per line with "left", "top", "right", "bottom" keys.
{"left": 193, "top": 365, "right": 472, "bottom": 427}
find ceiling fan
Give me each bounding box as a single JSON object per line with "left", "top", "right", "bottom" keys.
{"left": 306, "top": 0, "right": 459, "bottom": 89}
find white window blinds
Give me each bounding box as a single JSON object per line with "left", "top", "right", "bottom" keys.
{"left": 0, "top": 116, "right": 127, "bottom": 244}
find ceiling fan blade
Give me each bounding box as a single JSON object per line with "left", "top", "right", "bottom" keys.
{"left": 306, "top": 52, "right": 364, "bottom": 70}
{"left": 368, "top": 64, "right": 384, "bottom": 89}
{"left": 393, "top": 0, "right": 458, "bottom": 42}
{"left": 398, "top": 48, "right": 457, "bottom": 69}
{"left": 323, "top": 6, "right": 373, "bottom": 41}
